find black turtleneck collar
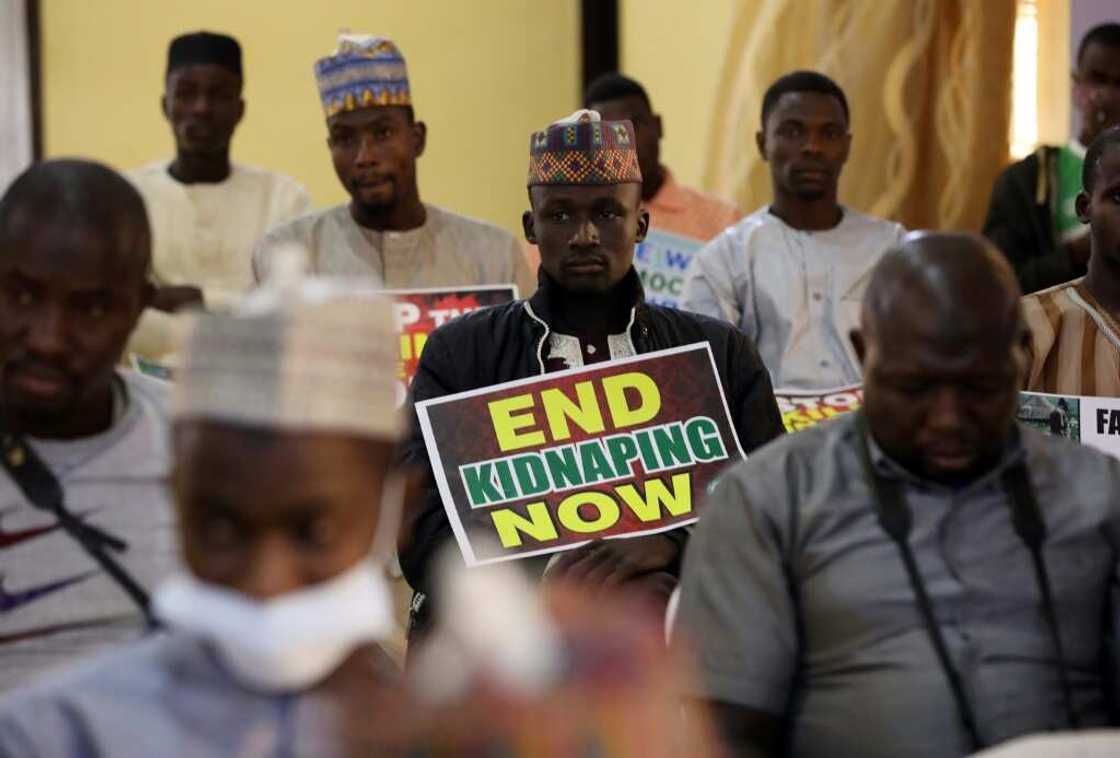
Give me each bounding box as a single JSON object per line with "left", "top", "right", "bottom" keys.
{"left": 527, "top": 267, "right": 646, "bottom": 336}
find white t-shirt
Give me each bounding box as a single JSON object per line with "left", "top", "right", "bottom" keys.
{"left": 683, "top": 206, "right": 906, "bottom": 390}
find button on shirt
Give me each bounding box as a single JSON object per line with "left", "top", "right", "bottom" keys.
{"left": 676, "top": 412, "right": 1120, "bottom": 758}
{"left": 682, "top": 207, "right": 905, "bottom": 389}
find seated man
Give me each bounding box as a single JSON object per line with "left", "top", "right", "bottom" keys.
{"left": 127, "top": 31, "right": 311, "bottom": 362}
{"left": 255, "top": 34, "right": 535, "bottom": 297}
{"left": 676, "top": 232, "right": 1120, "bottom": 757}
{"left": 0, "top": 160, "right": 173, "bottom": 691}
{"left": 399, "top": 110, "right": 785, "bottom": 641}
{"left": 984, "top": 23, "right": 1120, "bottom": 294}
{"left": 0, "top": 279, "right": 406, "bottom": 753}
{"left": 1023, "top": 126, "right": 1120, "bottom": 395}
{"left": 683, "top": 71, "right": 905, "bottom": 390}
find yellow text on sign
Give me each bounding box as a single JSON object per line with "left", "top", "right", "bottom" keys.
{"left": 489, "top": 472, "right": 693, "bottom": 548}
{"left": 488, "top": 372, "right": 662, "bottom": 453}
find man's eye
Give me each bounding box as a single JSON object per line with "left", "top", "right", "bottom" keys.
{"left": 88, "top": 303, "right": 106, "bottom": 318}
{"left": 374, "top": 128, "right": 393, "bottom": 140}
{"left": 779, "top": 125, "right": 803, "bottom": 138}
{"left": 294, "top": 518, "right": 336, "bottom": 549}
{"left": 14, "top": 290, "right": 33, "bottom": 307}
{"left": 548, "top": 210, "right": 570, "bottom": 222}
{"left": 599, "top": 209, "right": 621, "bottom": 220}
{"left": 200, "top": 516, "right": 241, "bottom": 548}
{"left": 331, "top": 133, "right": 356, "bottom": 147}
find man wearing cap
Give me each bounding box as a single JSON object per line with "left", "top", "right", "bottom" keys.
{"left": 127, "top": 31, "right": 311, "bottom": 363}
{"left": 399, "top": 110, "right": 785, "bottom": 642}
{"left": 0, "top": 278, "right": 410, "bottom": 753}
{"left": 254, "top": 35, "right": 535, "bottom": 298}
{"left": 0, "top": 160, "right": 174, "bottom": 691}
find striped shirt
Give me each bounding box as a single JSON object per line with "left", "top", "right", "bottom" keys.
{"left": 1022, "top": 279, "right": 1120, "bottom": 396}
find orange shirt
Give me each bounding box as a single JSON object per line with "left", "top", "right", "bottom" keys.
{"left": 522, "top": 167, "right": 741, "bottom": 270}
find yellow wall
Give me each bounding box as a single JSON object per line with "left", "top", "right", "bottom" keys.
{"left": 620, "top": 0, "right": 736, "bottom": 195}
{"left": 41, "top": 0, "right": 581, "bottom": 237}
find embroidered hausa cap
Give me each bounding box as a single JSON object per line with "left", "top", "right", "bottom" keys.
{"left": 527, "top": 109, "right": 642, "bottom": 186}
{"left": 314, "top": 33, "right": 411, "bottom": 118}
{"left": 173, "top": 248, "right": 402, "bottom": 440}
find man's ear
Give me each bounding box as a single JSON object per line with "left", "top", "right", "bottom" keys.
{"left": 653, "top": 113, "right": 664, "bottom": 141}
{"left": 756, "top": 130, "right": 767, "bottom": 161}
{"left": 234, "top": 98, "right": 246, "bottom": 128}
{"left": 840, "top": 131, "right": 853, "bottom": 165}
{"left": 160, "top": 94, "right": 170, "bottom": 121}
{"left": 850, "top": 328, "right": 866, "bottom": 366}
{"left": 635, "top": 207, "right": 650, "bottom": 243}
{"left": 1076, "top": 190, "right": 1091, "bottom": 223}
{"left": 141, "top": 281, "right": 158, "bottom": 311}
{"left": 522, "top": 210, "right": 537, "bottom": 244}
{"left": 412, "top": 120, "right": 428, "bottom": 158}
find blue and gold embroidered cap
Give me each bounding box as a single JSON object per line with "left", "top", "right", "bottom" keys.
{"left": 527, "top": 110, "right": 642, "bottom": 186}
{"left": 314, "top": 33, "right": 410, "bottom": 118}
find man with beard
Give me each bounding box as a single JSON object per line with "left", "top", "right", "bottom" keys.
{"left": 683, "top": 71, "right": 906, "bottom": 390}
{"left": 127, "top": 32, "right": 310, "bottom": 361}
{"left": 0, "top": 160, "right": 174, "bottom": 691}
{"left": 254, "top": 34, "right": 535, "bottom": 297}
{"left": 399, "top": 110, "right": 784, "bottom": 643}
{"left": 676, "top": 233, "right": 1120, "bottom": 757}
{"left": 984, "top": 23, "right": 1120, "bottom": 294}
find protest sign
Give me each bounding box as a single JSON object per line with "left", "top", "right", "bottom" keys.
{"left": 1018, "top": 391, "right": 1120, "bottom": 459}
{"left": 775, "top": 385, "right": 864, "bottom": 432}
{"left": 633, "top": 229, "right": 703, "bottom": 308}
{"left": 416, "top": 344, "right": 745, "bottom": 565}
{"left": 390, "top": 285, "right": 517, "bottom": 403}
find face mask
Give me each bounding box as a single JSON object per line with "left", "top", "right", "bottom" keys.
{"left": 153, "top": 476, "right": 404, "bottom": 693}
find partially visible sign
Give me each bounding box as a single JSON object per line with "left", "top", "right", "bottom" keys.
{"left": 775, "top": 385, "right": 864, "bottom": 432}
{"left": 390, "top": 285, "right": 517, "bottom": 404}
{"left": 633, "top": 229, "right": 703, "bottom": 309}
{"left": 416, "top": 344, "right": 745, "bottom": 566}
{"left": 1015, "top": 391, "right": 1120, "bottom": 461}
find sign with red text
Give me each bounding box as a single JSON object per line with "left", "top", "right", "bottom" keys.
{"left": 390, "top": 285, "right": 517, "bottom": 404}
{"left": 776, "top": 385, "right": 864, "bottom": 432}
{"left": 416, "top": 344, "right": 744, "bottom": 565}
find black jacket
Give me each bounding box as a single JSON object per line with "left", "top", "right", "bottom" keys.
{"left": 982, "top": 146, "right": 1087, "bottom": 294}
{"left": 398, "top": 268, "right": 785, "bottom": 636}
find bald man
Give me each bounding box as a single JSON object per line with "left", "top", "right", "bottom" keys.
{"left": 675, "top": 233, "right": 1120, "bottom": 758}
{"left": 0, "top": 160, "right": 175, "bottom": 691}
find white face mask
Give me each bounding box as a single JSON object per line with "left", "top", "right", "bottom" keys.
{"left": 153, "top": 476, "right": 403, "bottom": 693}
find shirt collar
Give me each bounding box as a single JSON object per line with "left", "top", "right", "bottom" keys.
{"left": 528, "top": 266, "right": 645, "bottom": 331}
{"left": 861, "top": 413, "right": 1026, "bottom": 493}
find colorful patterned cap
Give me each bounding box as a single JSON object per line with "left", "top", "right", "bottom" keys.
{"left": 173, "top": 259, "right": 402, "bottom": 440}
{"left": 527, "top": 109, "right": 642, "bottom": 186}
{"left": 314, "top": 33, "right": 410, "bottom": 118}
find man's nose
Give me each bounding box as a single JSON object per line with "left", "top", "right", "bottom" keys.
{"left": 236, "top": 536, "right": 306, "bottom": 601}
{"left": 25, "top": 305, "right": 69, "bottom": 361}
{"left": 355, "top": 133, "right": 380, "bottom": 166}
{"left": 570, "top": 218, "right": 600, "bottom": 248}
{"left": 926, "top": 386, "right": 966, "bottom": 432}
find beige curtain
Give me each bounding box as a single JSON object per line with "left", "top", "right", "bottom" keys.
{"left": 704, "top": 0, "right": 1016, "bottom": 232}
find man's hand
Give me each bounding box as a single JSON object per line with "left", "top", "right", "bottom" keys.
{"left": 151, "top": 285, "right": 205, "bottom": 313}
{"left": 1066, "top": 233, "right": 1092, "bottom": 269}
{"left": 545, "top": 533, "right": 680, "bottom": 588}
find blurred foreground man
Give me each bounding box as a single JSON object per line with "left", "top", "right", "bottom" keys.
{"left": 677, "top": 233, "right": 1120, "bottom": 757}
{"left": 683, "top": 71, "right": 905, "bottom": 389}
{"left": 0, "top": 278, "right": 407, "bottom": 753}
{"left": 399, "top": 110, "right": 784, "bottom": 641}
{"left": 984, "top": 23, "right": 1120, "bottom": 294}
{"left": 128, "top": 31, "right": 310, "bottom": 360}
{"left": 0, "top": 160, "right": 173, "bottom": 691}
{"left": 1023, "top": 126, "right": 1120, "bottom": 395}
{"left": 255, "top": 34, "right": 534, "bottom": 296}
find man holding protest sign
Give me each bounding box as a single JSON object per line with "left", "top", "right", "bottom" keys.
{"left": 254, "top": 33, "right": 535, "bottom": 297}
{"left": 1023, "top": 126, "right": 1120, "bottom": 396}
{"left": 683, "top": 71, "right": 906, "bottom": 390}
{"left": 677, "top": 233, "right": 1120, "bottom": 758}
{"left": 399, "top": 109, "right": 784, "bottom": 642}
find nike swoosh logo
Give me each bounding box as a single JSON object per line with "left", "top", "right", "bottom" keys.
{"left": 0, "top": 506, "right": 94, "bottom": 549}
{"left": 0, "top": 571, "right": 97, "bottom": 614}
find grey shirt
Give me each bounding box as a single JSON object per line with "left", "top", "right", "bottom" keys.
{"left": 0, "top": 371, "right": 175, "bottom": 693}
{"left": 0, "top": 632, "right": 400, "bottom": 757}
{"left": 676, "top": 412, "right": 1120, "bottom": 758}
{"left": 253, "top": 203, "right": 536, "bottom": 298}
